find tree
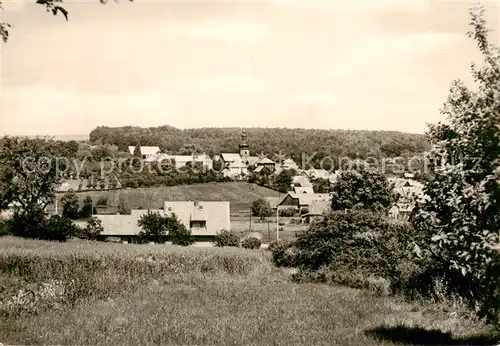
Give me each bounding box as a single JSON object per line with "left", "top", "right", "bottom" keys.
{"left": 411, "top": 6, "right": 500, "bottom": 325}
{"left": 80, "top": 196, "right": 94, "bottom": 218}
{"left": 137, "top": 211, "right": 168, "bottom": 243}
{"left": 60, "top": 189, "right": 80, "bottom": 219}
{"left": 137, "top": 211, "right": 194, "bottom": 245}
{"left": 133, "top": 143, "right": 142, "bottom": 158}
{"left": 0, "top": 137, "right": 62, "bottom": 214}
{"left": 82, "top": 216, "right": 103, "bottom": 240}
{"left": 169, "top": 216, "right": 194, "bottom": 246}
{"left": 251, "top": 198, "right": 273, "bottom": 220}
{"left": 0, "top": 0, "right": 133, "bottom": 43}
{"left": 272, "top": 169, "right": 294, "bottom": 193}
{"left": 312, "top": 177, "right": 331, "bottom": 193}
{"left": 330, "top": 166, "right": 394, "bottom": 212}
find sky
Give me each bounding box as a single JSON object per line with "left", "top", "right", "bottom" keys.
{"left": 0, "top": 0, "right": 499, "bottom": 136}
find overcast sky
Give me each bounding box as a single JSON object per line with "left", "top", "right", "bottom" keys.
{"left": 0, "top": 0, "right": 499, "bottom": 136}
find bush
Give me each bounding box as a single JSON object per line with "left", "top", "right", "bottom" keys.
{"left": 117, "top": 197, "right": 131, "bottom": 215}
{"left": 41, "top": 215, "right": 78, "bottom": 242}
{"left": 79, "top": 196, "right": 93, "bottom": 219}
{"left": 278, "top": 208, "right": 295, "bottom": 217}
{"left": 60, "top": 190, "right": 80, "bottom": 219}
{"left": 300, "top": 208, "right": 309, "bottom": 215}
{"left": 96, "top": 196, "right": 108, "bottom": 206}
{"left": 278, "top": 209, "right": 423, "bottom": 294}
{"left": 269, "top": 239, "right": 298, "bottom": 267}
{"left": 213, "top": 229, "right": 240, "bottom": 247}
{"left": 241, "top": 237, "right": 261, "bottom": 249}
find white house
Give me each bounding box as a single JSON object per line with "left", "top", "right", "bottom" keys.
{"left": 128, "top": 146, "right": 161, "bottom": 159}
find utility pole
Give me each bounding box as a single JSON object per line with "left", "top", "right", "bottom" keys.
{"left": 276, "top": 206, "right": 279, "bottom": 242}
{"left": 267, "top": 221, "right": 270, "bottom": 244}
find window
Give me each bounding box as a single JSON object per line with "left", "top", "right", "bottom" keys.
{"left": 168, "top": 207, "right": 172, "bottom": 211}
{"left": 198, "top": 206, "right": 203, "bottom": 210}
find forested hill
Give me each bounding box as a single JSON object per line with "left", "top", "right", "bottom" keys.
{"left": 89, "top": 126, "right": 429, "bottom": 158}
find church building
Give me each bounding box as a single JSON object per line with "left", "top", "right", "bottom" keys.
{"left": 219, "top": 130, "right": 258, "bottom": 179}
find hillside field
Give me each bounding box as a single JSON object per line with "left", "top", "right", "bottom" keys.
{"left": 52, "top": 182, "right": 282, "bottom": 215}
{"left": 1, "top": 237, "right": 496, "bottom": 345}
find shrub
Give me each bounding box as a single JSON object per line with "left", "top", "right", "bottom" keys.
{"left": 300, "top": 207, "right": 309, "bottom": 215}
{"left": 96, "top": 196, "right": 108, "bottom": 206}
{"left": 278, "top": 208, "right": 295, "bottom": 217}
{"left": 41, "top": 215, "right": 78, "bottom": 242}
{"left": 285, "top": 209, "right": 423, "bottom": 294}
{"left": 269, "top": 239, "right": 298, "bottom": 267}
{"left": 170, "top": 222, "right": 194, "bottom": 246}
{"left": 241, "top": 237, "right": 261, "bottom": 249}
{"left": 117, "top": 197, "right": 131, "bottom": 215}
{"left": 214, "top": 229, "right": 240, "bottom": 247}
{"left": 79, "top": 196, "right": 93, "bottom": 219}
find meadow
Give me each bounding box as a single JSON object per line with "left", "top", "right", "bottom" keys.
{"left": 0, "top": 236, "right": 497, "bottom": 345}
{"left": 52, "top": 182, "right": 282, "bottom": 215}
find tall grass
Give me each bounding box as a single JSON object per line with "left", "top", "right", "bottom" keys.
{"left": 0, "top": 237, "right": 275, "bottom": 317}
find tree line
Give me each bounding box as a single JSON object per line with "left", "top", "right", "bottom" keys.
{"left": 89, "top": 126, "right": 429, "bottom": 160}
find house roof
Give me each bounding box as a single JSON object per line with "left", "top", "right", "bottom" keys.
{"left": 292, "top": 175, "right": 313, "bottom": 187}
{"left": 302, "top": 200, "right": 330, "bottom": 216}
{"left": 253, "top": 166, "right": 264, "bottom": 173}
{"left": 303, "top": 169, "right": 331, "bottom": 180}
{"left": 283, "top": 158, "right": 297, "bottom": 165}
{"left": 279, "top": 192, "right": 330, "bottom": 207}
{"left": 144, "top": 153, "right": 172, "bottom": 163}
{"left": 128, "top": 146, "right": 161, "bottom": 156}
{"left": 255, "top": 157, "right": 275, "bottom": 165}
{"left": 96, "top": 209, "right": 164, "bottom": 236}
{"left": 247, "top": 156, "right": 259, "bottom": 166}
{"left": 220, "top": 153, "right": 241, "bottom": 162}
{"left": 293, "top": 186, "right": 314, "bottom": 194}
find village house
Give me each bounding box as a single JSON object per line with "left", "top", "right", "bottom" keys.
{"left": 128, "top": 146, "right": 161, "bottom": 159}
{"left": 144, "top": 153, "right": 213, "bottom": 171}
{"left": 388, "top": 177, "right": 425, "bottom": 220}
{"left": 292, "top": 175, "right": 313, "bottom": 188}
{"left": 277, "top": 191, "right": 331, "bottom": 213}
{"left": 301, "top": 169, "right": 332, "bottom": 181}
{"left": 277, "top": 158, "right": 299, "bottom": 171}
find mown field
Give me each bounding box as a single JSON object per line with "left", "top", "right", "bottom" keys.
{"left": 0, "top": 237, "right": 497, "bottom": 345}
{"left": 51, "top": 182, "right": 282, "bottom": 215}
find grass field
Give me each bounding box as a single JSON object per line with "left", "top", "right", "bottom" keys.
{"left": 0, "top": 237, "right": 497, "bottom": 345}
{"left": 52, "top": 182, "right": 282, "bottom": 215}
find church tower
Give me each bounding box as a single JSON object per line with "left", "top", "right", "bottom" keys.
{"left": 239, "top": 129, "right": 250, "bottom": 160}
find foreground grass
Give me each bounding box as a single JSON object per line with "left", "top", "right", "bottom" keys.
{"left": 0, "top": 237, "right": 498, "bottom": 345}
